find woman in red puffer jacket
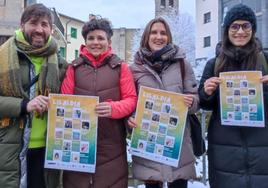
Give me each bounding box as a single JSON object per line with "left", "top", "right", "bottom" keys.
{"left": 61, "top": 18, "right": 137, "bottom": 188}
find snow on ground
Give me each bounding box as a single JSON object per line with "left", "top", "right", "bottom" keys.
{"left": 128, "top": 181, "right": 210, "bottom": 188}
{"left": 188, "top": 181, "right": 210, "bottom": 188}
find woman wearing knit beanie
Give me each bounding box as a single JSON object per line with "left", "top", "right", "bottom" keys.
{"left": 198, "top": 4, "right": 268, "bottom": 188}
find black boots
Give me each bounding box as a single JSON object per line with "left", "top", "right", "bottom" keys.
{"left": 145, "top": 179, "right": 188, "bottom": 188}
{"left": 145, "top": 181, "right": 163, "bottom": 188}
{"left": 168, "top": 179, "right": 187, "bottom": 188}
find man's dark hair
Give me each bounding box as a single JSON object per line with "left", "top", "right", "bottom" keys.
{"left": 81, "top": 18, "right": 113, "bottom": 41}
{"left": 21, "top": 3, "right": 53, "bottom": 27}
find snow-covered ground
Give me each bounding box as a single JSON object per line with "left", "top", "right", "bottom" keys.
{"left": 128, "top": 181, "right": 209, "bottom": 188}
{"left": 188, "top": 181, "right": 210, "bottom": 188}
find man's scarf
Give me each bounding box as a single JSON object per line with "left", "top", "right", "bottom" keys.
{"left": 0, "top": 31, "right": 60, "bottom": 98}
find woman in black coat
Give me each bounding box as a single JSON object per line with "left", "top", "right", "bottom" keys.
{"left": 198, "top": 4, "right": 268, "bottom": 188}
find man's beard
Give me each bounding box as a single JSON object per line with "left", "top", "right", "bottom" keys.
{"left": 24, "top": 32, "right": 48, "bottom": 48}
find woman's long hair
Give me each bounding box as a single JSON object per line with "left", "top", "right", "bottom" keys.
{"left": 215, "top": 27, "right": 260, "bottom": 76}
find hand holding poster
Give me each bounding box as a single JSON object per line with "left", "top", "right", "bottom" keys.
{"left": 130, "top": 86, "right": 188, "bottom": 167}
{"left": 219, "top": 71, "right": 265, "bottom": 127}
{"left": 45, "top": 94, "right": 99, "bottom": 173}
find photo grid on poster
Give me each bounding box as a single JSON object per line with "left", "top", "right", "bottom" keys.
{"left": 130, "top": 86, "right": 188, "bottom": 167}
{"left": 220, "top": 71, "right": 264, "bottom": 127}
{"left": 45, "top": 94, "right": 98, "bottom": 173}
{"left": 138, "top": 101, "right": 179, "bottom": 159}
{"left": 56, "top": 107, "right": 91, "bottom": 160}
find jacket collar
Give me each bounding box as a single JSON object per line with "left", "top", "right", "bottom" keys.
{"left": 79, "top": 45, "right": 113, "bottom": 67}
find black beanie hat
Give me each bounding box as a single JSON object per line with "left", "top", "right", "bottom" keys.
{"left": 223, "top": 4, "right": 257, "bottom": 32}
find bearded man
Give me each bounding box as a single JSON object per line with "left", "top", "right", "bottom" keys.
{"left": 0, "top": 3, "right": 67, "bottom": 188}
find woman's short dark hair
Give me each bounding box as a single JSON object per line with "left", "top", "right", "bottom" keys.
{"left": 82, "top": 18, "right": 113, "bottom": 41}
{"left": 21, "top": 3, "right": 53, "bottom": 27}
{"left": 140, "top": 17, "right": 172, "bottom": 50}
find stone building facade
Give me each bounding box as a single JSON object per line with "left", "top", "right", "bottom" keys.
{"left": 0, "top": 0, "right": 24, "bottom": 45}
{"left": 155, "top": 0, "right": 179, "bottom": 17}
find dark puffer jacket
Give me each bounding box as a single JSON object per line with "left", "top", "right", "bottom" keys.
{"left": 198, "top": 52, "right": 268, "bottom": 188}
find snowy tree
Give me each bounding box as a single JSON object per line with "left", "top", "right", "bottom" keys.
{"left": 162, "top": 11, "right": 195, "bottom": 65}
{"left": 129, "top": 28, "right": 143, "bottom": 63}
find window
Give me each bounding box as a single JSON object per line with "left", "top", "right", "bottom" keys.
{"left": 24, "top": 0, "right": 35, "bottom": 7}
{"left": 0, "top": 0, "right": 6, "bottom": 6}
{"left": 204, "top": 12, "right": 211, "bottom": 23}
{"left": 59, "top": 47, "right": 66, "bottom": 59}
{"left": 71, "top": 27, "right": 77, "bottom": 39}
{"left": 75, "top": 50, "right": 79, "bottom": 59}
{"left": 161, "top": 0, "right": 165, "bottom": 7}
{"left": 256, "top": 17, "right": 262, "bottom": 40}
{"left": 169, "top": 0, "right": 174, "bottom": 7}
{"left": 256, "top": 0, "right": 262, "bottom": 13}
{"left": 204, "top": 36, "right": 211, "bottom": 47}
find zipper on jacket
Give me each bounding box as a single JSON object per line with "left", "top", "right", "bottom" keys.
{"left": 89, "top": 175, "right": 94, "bottom": 188}
{"left": 143, "top": 64, "right": 166, "bottom": 90}
{"left": 93, "top": 68, "right": 97, "bottom": 95}
{"left": 240, "top": 128, "right": 250, "bottom": 188}
{"left": 85, "top": 64, "right": 97, "bottom": 95}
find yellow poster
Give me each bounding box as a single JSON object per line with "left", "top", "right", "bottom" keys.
{"left": 130, "top": 86, "right": 188, "bottom": 167}
{"left": 45, "top": 94, "right": 99, "bottom": 173}
{"left": 219, "top": 71, "right": 264, "bottom": 127}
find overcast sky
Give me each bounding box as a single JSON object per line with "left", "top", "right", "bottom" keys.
{"left": 38, "top": 0, "right": 195, "bottom": 28}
